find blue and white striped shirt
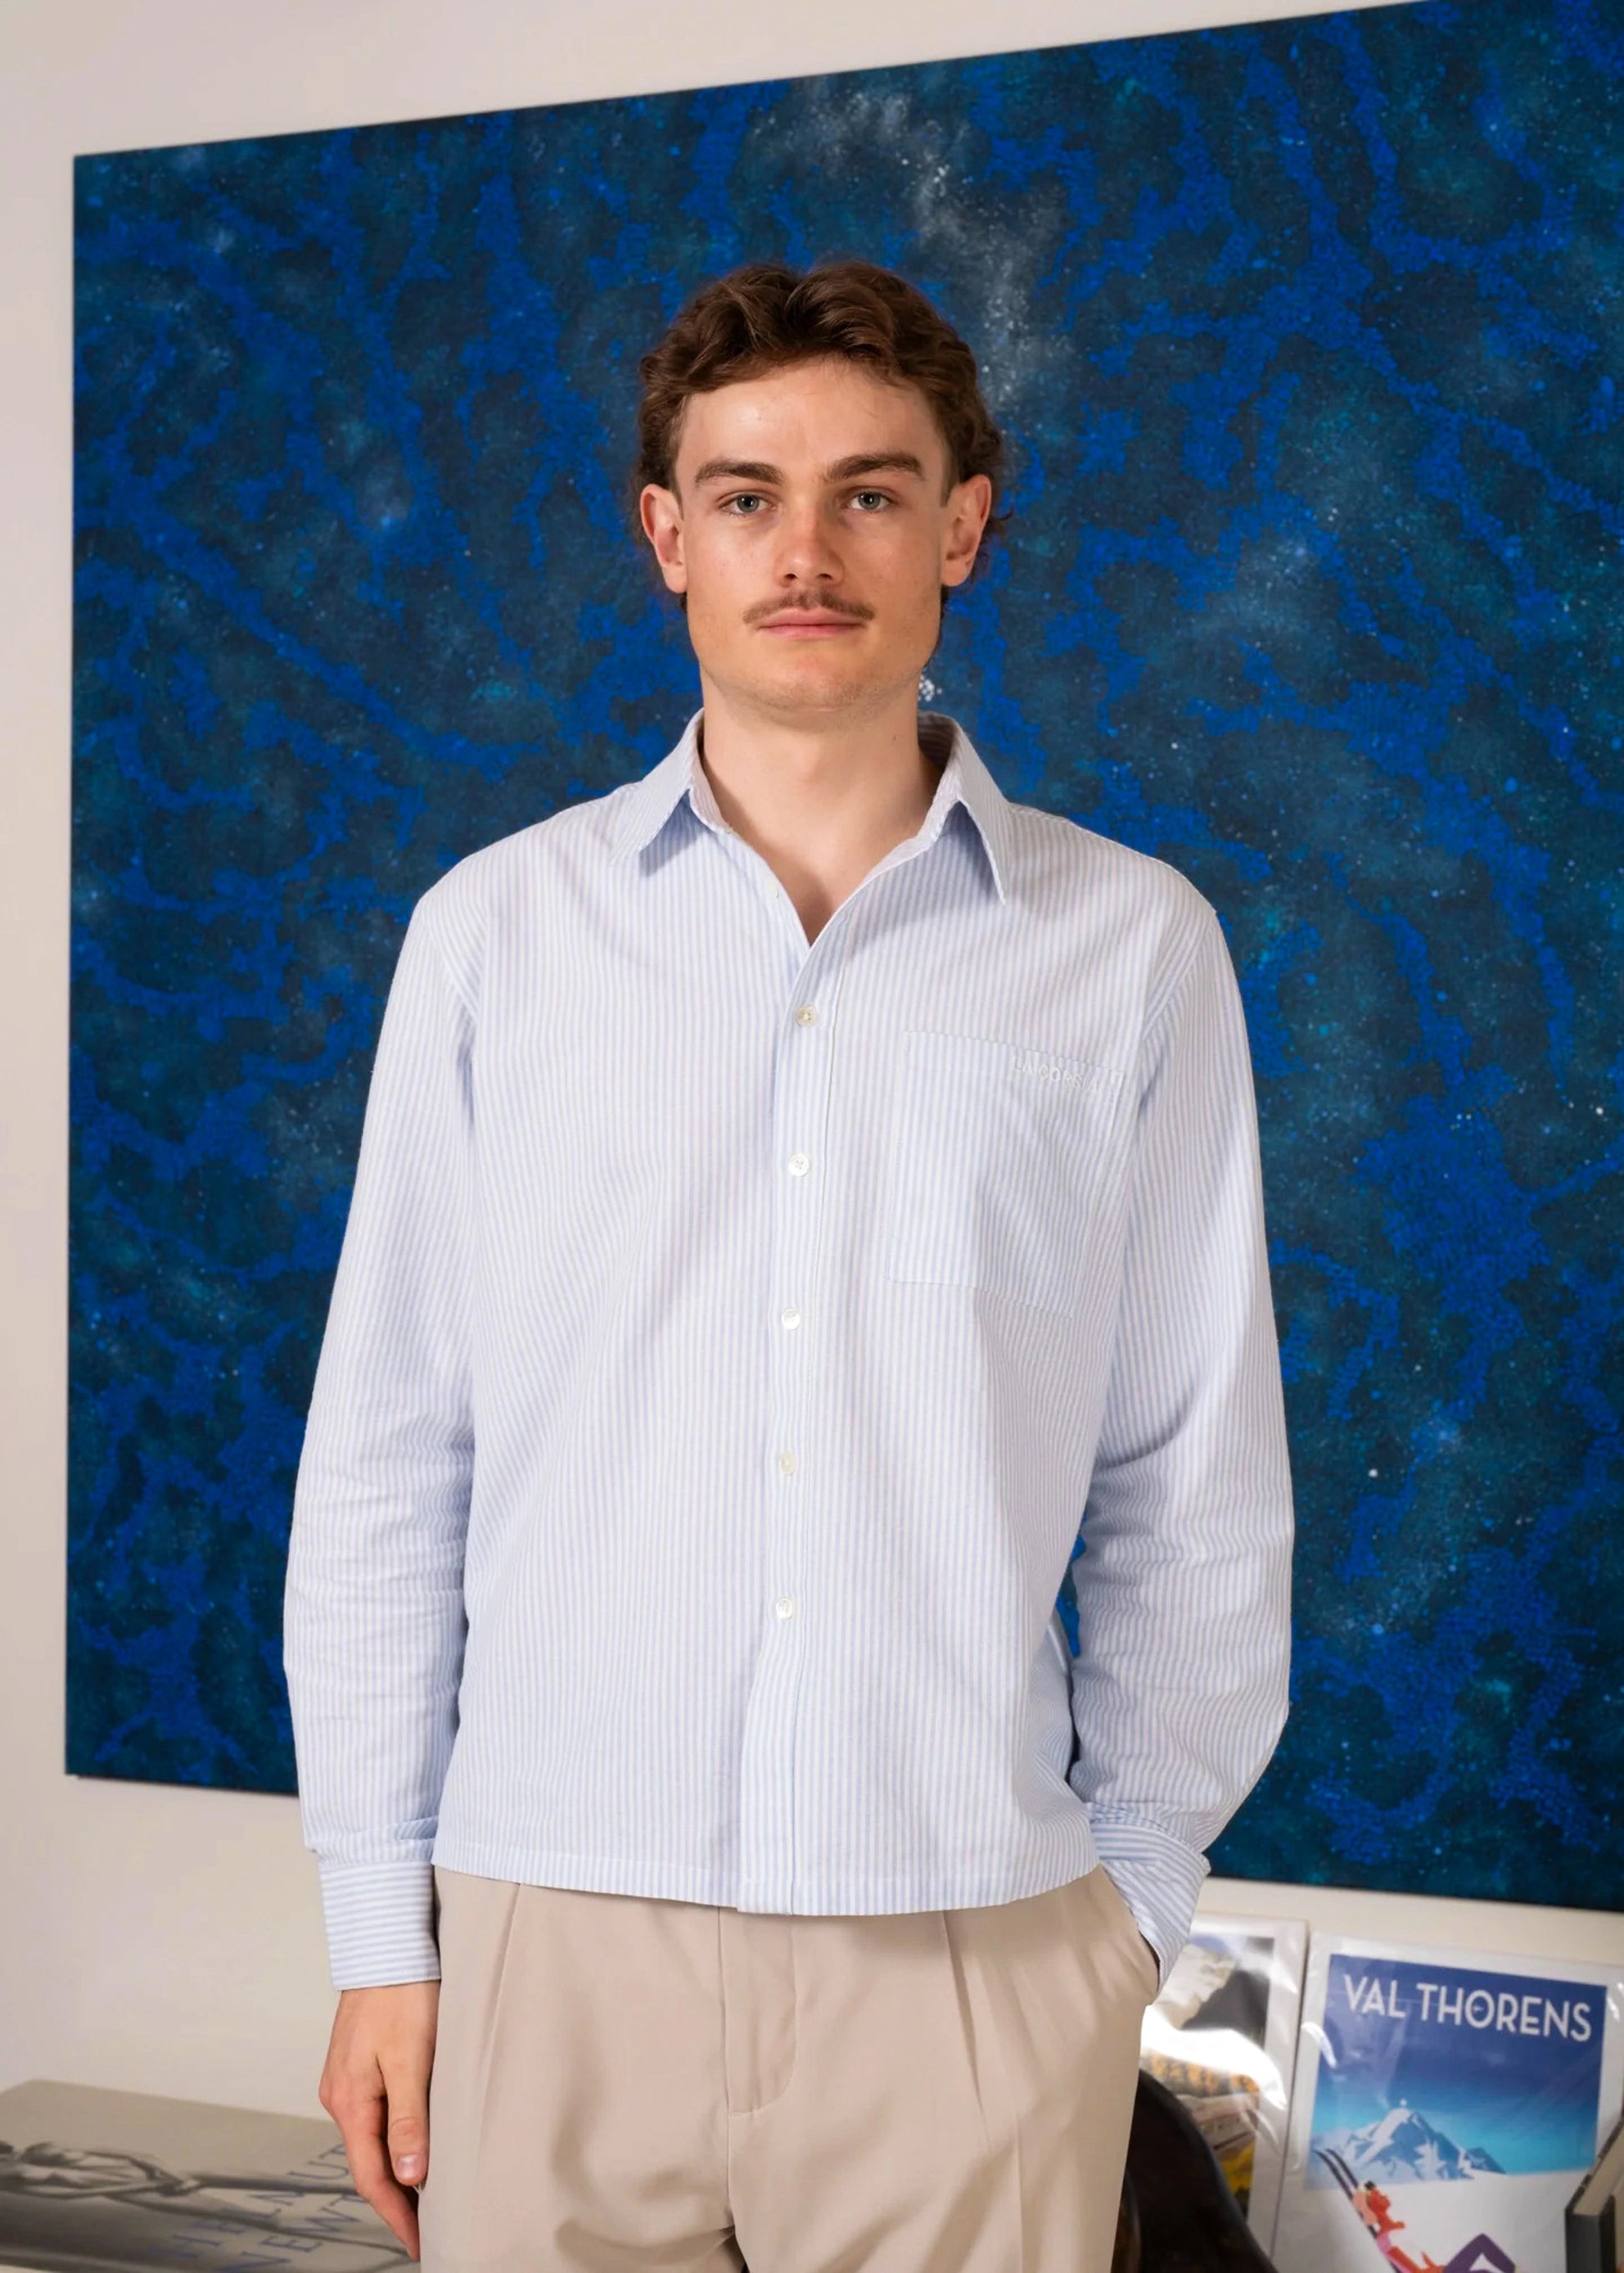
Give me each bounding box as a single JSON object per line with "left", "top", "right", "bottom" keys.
{"left": 284, "top": 711, "right": 1293, "bottom": 1992}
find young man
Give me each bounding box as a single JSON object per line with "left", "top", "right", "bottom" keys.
{"left": 284, "top": 259, "right": 1294, "bottom": 2273}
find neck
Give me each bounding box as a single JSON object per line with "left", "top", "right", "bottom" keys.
{"left": 692, "top": 676, "right": 944, "bottom": 948}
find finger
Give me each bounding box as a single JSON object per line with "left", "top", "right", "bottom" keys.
{"left": 380, "top": 2027, "right": 433, "bottom": 2191}
{"left": 329, "top": 2072, "right": 421, "bottom": 2258}
{"left": 342, "top": 2117, "right": 422, "bottom": 2258}
{"left": 386, "top": 2093, "right": 430, "bottom": 2188}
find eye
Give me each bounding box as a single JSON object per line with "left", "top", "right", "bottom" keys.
{"left": 723, "top": 492, "right": 769, "bottom": 516}
{"left": 850, "top": 490, "right": 891, "bottom": 512}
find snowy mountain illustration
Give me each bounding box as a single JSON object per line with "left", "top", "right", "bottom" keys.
{"left": 1314, "top": 2104, "right": 1505, "bottom": 2185}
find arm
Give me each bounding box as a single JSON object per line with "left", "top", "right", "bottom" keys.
{"left": 1068, "top": 896, "right": 1294, "bottom": 1986}
{"left": 283, "top": 900, "right": 475, "bottom": 2245}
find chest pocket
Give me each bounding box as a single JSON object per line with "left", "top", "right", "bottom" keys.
{"left": 884, "top": 1030, "right": 1123, "bottom": 1318}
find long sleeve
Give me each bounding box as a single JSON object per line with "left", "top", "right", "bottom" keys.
{"left": 1068, "top": 898, "right": 1294, "bottom": 1985}
{"left": 283, "top": 898, "right": 476, "bottom": 1989}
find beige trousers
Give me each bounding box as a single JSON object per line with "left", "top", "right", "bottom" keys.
{"left": 418, "top": 1861, "right": 1157, "bottom": 2273}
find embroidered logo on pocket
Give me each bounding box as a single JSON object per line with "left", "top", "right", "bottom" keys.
{"left": 1010, "top": 1049, "right": 1116, "bottom": 1098}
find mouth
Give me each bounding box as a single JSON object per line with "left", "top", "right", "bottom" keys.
{"left": 754, "top": 613, "right": 867, "bottom": 638}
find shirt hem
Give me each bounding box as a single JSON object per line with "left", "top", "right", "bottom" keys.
{"left": 430, "top": 1828, "right": 1108, "bottom": 1916}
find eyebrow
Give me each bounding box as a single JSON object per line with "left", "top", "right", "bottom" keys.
{"left": 689, "top": 451, "right": 931, "bottom": 488}
{"left": 825, "top": 452, "right": 929, "bottom": 483}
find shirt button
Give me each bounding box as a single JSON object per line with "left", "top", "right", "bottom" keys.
{"left": 780, "top": 1308, "right": 802, "bottom": 1332}
{"left": 778, "top": 1449, "right": 798, "bottom": 1475}
{"left": 774, "top": 1596, "right": 797, "bottom": 1620}
{"left": 794, "top": 1005, "right": 819, "bottom": 1026}
{"left": 787, "top": 1151, "right": 809, "bottom": 1177}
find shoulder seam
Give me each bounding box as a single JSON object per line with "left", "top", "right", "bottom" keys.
{"left": 1142, "top": 895, "right": 1220, "bottom": 1042}
{"left": 408, "top": 882, "right": 480, "bottom": 1026}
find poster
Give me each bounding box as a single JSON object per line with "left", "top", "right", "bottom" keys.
{"left": 1276, "top": 1938, "right": 1624, "bottom": 2273}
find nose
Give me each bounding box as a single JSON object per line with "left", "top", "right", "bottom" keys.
{"left": 773, "top": 496, "right": 843, "bottom": 587}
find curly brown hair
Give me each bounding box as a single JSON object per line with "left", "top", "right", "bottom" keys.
{"left": 634, "top": 258, "right": 1008, "bottom": 581}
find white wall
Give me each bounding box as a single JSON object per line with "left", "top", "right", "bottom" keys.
{"left": 2, "top": 0, "right": 1616, "bottom": 2123}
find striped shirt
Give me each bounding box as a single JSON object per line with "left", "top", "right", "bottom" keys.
{"left": 283, "top": 710, "right": 1294, "bottom": 1992}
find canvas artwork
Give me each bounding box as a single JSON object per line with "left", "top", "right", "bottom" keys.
{"left": 1275, "top": 1938, "right": 1624, "bottom": 2273}
{"left": 69, "top": 0, "right": 1624, "bottom": 1906}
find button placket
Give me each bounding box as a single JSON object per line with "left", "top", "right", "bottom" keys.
{"left": 770, "top": 985, "right": 823, "bottom": 1529}
{"left": 734, "top": 951, "right": 834, "bottom": 1910}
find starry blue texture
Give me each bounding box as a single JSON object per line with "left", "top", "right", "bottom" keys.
{"left": 70, "top": 0, "right": 1623, "bottom": 1905}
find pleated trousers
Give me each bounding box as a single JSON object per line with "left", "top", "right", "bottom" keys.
{"left": 418, "top": 1859, "right": 1157, "bottom": 2273}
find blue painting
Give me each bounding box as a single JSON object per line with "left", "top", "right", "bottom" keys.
{"left": 70, "top": 0, "right": 1624, "bottom": 1908}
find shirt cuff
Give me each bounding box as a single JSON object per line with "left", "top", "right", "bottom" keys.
{"left": 318, "top": 1860, "right": 441, "bottom": 1989}
{"left": 1082, "top": 1809, "right": 1209, "bottom": 1992}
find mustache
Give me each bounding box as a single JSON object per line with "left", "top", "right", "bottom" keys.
{"left": 744, "top": 592, "right": 875, "bottom": 625}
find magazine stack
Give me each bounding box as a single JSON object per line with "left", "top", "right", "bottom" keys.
{"left": 1139, "top": 1913, "right": 1307, "bottom": 2253}
{"left": 0, "top": 2079, "right": 402, "bottom": 2273}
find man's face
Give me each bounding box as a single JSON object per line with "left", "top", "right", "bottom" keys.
{"left": 639, "top": 357, "right": 991, "bottom": 726}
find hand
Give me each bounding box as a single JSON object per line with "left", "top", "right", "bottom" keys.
{"left": 319, "top": 1979, "right": 441, "bottom": 2260}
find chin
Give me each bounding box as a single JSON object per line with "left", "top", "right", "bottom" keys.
{"left": 736, "top": 658, "right": 870, "bottom": 712}
{"left": 763, "top": 678, "right": 890, "bottom": 722}
{"left": 754, "top": 645, "right": 931, "bottom": 715}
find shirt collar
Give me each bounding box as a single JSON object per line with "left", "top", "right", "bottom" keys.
{"left": 608, "top": 709, "right": 1012, "bottom": 904}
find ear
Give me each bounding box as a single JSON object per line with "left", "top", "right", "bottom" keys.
{"left": 640, "top": 483, "right": 688, "bottom": 594}
{"left": 940, "top": 472, "right": 993, "bottom": 590}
